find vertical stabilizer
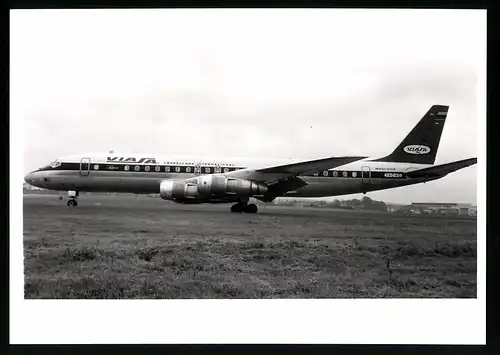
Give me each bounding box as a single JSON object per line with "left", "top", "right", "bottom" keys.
{"left": 373, "top": 105, "right": 448, "bottom": 165}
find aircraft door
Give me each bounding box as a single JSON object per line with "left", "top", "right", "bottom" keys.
{"left": 80, "top": 158, "right": 91, "bottom": 176}
{"left": 361, "top": 166, "right": 371, "bottom": 186}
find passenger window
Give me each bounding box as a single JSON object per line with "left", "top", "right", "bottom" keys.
{"left": 342, "top": 171, "right": 348, "bottom": 177}
{"left": 124, "top": 165, "right": 130, "bottom": 171}
{"left": 224, "top": 167, "right": 229, "bottom": 173}
{"left": 145, "top": 166, "right": 150, "bottom": 172}
{"left": 323, "top": 171, "right": 328, "bottom": 177}
{"left": 205, "top": 167, "right": 211, "bottom": 173}
{"left": 155, "top": 166, "right": 160, "bottom": 172}
{"left": 93, "top": 164, "right": 99, "bottom": 170}
{"left": 175, "top": 166, "right": 180, "bottom": 172}
{"left": 352, "top": 172, "right": 357, "bottom": 177}
{"left": 332, "top": 171, "right": 338, "bottom": 177}
{"left": 134, "top": 166, "right": 140, "bottom": 171}
{"left": 165, "top": 166, "right": 171, "bottom": 172}
{"left": 186, "top": 167, "right": 192, "bottom": 173}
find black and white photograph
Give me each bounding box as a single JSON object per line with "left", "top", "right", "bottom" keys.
{"left": 10, "top": 8, "right": 486, "bottom": 344}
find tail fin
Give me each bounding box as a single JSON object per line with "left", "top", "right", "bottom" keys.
{"left": 373, "top": 105, "right": 449, "bottom": 165}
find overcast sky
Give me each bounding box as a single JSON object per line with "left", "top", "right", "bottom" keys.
{"left": 11, "top": 9, "right": 485, "bottom": 204}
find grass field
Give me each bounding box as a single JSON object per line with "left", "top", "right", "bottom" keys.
{"left": 23, "top": 193, "right": 477, "bottom": 298}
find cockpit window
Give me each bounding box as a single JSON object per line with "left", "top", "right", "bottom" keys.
{"left": 50, "top": 160, "right": 62, "bottom": 168}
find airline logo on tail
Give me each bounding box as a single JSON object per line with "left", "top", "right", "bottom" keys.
{"left": 403, "top": 145, "right": 431, "bottom": 155}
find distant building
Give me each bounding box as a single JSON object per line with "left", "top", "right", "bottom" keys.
{"left": 23, "top": 182, "right": 42, "bottom": 191}
{"left": 386, "top": 205, "right": 398, "bottom": 212}
{"left": 408, "top": 202, "right": 475, "bottom": 216}
{"left": 386, "top": 203, "right": 407, "bottom": 213}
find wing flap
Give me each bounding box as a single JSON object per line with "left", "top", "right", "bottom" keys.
{"left": 256, "top": 176, "right": 308, "bottom": 202}
{"left": 407, "top": 158, "right": 477, "bottom": 178}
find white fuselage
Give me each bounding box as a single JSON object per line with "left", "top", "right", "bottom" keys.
{"left": 24, "top": 153, "right": 437, "bottom": 200}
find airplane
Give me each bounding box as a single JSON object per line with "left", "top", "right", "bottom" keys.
{"left": 24, "top": 105, "right": 477, "bottom": 213}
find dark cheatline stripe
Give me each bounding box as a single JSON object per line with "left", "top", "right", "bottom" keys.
{"left": 40, "top": 162, "right": 243, "bottom": 174}
{"left": 308, "top": 170, "right": 407, "bottom": 179}
{"left": 38, "top": 162, "right": 408, "bottom": 179}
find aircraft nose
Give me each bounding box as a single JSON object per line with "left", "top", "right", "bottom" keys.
{"left": 24, "top": 171, "right": 40, "bottom": 186}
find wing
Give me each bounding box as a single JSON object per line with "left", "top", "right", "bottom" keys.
{"left": 224, "top": 156, "right": 367, "bottom": 184}
{"left": 406, "top": 158, "right": 477, "bottom": 179}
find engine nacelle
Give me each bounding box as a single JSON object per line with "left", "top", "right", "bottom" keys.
{"left": 159, "top": 175, "right": 268, "bottom": 201}
{"left": 194, "top": 174, "right": 268, "bottom": 197}
{"left": 160, "top": 180, "right": 199, "bottom": 201}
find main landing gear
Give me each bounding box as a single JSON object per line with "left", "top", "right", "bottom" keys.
{"left": 230, "top": 200, "right": 258, "bottom": 213}
{"left": 67, "top": 190, "right": 79, "bottom": 207}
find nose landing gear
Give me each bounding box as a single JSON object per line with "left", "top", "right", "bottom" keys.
{"left": 67, "top": 190, "right": 79, "bottom": 207}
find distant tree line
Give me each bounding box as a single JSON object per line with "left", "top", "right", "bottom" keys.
{"left": 271, "top": 196, "right": 388, "bottom": 212}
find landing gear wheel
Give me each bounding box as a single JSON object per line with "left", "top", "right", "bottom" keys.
{"left": 67, "top": 199, "right": 78, "bottom": 207}
{"left": 230, "top": 203, "right": 244, "bottom": 213}
{"left": 244, "top": 204, "right": 258, "bottom": 214}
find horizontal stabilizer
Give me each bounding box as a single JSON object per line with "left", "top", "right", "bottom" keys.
{"left": 406, "top": 158, "right": 477, "bottom": 179}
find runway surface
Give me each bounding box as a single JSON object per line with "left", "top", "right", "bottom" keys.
{"left": 23, "top": 193, "right": 477, "bottom": 298}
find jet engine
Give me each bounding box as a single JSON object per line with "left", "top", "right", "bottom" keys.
{"left": 160, "top": 180, "right": 200, "bottom": 200}
{"left": 159, "top": 175, "right": 268, "bottom": 201}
